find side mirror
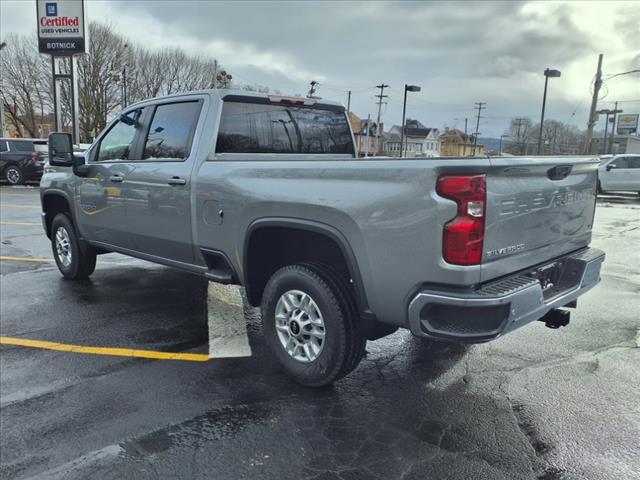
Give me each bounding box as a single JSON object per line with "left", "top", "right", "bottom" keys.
{"left": 48, "top": 133, "right": 74, "bottom": 166}
{"left": 606, "top": 164, "right": 615, "bottom": 171}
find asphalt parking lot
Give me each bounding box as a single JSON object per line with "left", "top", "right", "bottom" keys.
{"left": 1, "top": 184, "right": 638, "bottom": 480}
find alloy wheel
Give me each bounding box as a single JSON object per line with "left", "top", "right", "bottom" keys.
{"left": 274, "top": 289, "right": 325, "bottom": 363}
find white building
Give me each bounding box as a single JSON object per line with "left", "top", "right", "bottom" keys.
{"left": 382, "top": 119, "right": 440, "bottom": 157}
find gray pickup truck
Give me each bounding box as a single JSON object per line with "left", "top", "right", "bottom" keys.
{"left": 41, "top": 90, "right": 605, "bottom": 386}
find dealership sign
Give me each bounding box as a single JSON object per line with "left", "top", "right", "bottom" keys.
{"left": 617, "top": 114, "right": 638, "bottom": 134}
{"left": 36, "top": 0, "right": 85, "bottom": 55}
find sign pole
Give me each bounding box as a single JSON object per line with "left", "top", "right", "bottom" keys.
{"left": 71, "top": 56, "right": 80, "bottom": 144}
{"left": 51, "top": 56, "right": 59, "bottom": 132}
{"left": 37, "top": 0, "right": 86, "bottom": 141}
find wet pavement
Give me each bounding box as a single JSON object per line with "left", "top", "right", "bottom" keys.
{"left": 1, "top": 185, "right": 639, "bottom": 480}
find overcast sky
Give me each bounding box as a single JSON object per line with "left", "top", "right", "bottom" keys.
{"left": 2, "top": 0, "right": 639, "bottom": 137}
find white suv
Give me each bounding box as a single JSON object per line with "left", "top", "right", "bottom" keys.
{"left": 598, "top": 154, "right": 640, "bottom": 195}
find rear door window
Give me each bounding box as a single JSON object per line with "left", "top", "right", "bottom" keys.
{"left": 624, "top": 157, "right": 640, "bottom": 169}
{"left": 0, "top": 141, "right": 7, "bottom": 152}
{"left": 609, "top": 157, "right": 629, "bottom": 169}
{"left": 215, "top": 100, "right": 354, "bottom": 155}
{"left": 143, "top": 101, "right": 201, "bottom": 160}
{"left": 8, "top": 140, "right": 35, "bottom": 152}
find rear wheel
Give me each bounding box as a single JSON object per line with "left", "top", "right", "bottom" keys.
{"left": 261, "top": 263, "right": 365, "bottom": 387}
{"left": 4, "top": 165, "right": 24, "bottom": 185}
{"left": 51, "top": 213, "right": 96, "bottom": 280}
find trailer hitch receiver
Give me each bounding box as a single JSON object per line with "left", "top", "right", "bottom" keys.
{"left": 538, "top": 308, "right": 571, "bottom": 329}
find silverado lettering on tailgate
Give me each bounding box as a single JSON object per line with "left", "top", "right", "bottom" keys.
{"left": 500, "top": 187, "right": 592, "bottom": 216}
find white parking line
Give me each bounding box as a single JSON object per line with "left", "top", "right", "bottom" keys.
{"left": 207, "top": 283, "right": 252, "bottom": 358}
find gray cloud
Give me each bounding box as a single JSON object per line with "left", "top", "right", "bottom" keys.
{"left": 2, "top": 0, "right": 638, "bottom": 136}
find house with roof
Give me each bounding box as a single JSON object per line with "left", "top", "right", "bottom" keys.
{"left": 382, "top": 119, "right": 440, "bottom": 157}
{"left": 349, "top": 112, "right": 383, "bottom": 156}
{"left": 439, "top": 128, "right": 485, "bottom": 157}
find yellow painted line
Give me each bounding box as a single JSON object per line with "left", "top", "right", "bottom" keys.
{"left": 0, "top": 204, "right": 40, "bottom": 209}
{"left": 0, "top": 256, "right": 53, "bottom": 263}
{"left": 1, "top": 221, "right": 40, "bottom": 226}
{"left": 0, "top": 337, "right": 210, "bottom": 362}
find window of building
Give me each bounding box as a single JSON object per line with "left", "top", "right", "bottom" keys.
{"left": 144, "top": 101, "right": 201, "bottom": 160}
{"left": 216, "top": 100, "right": 354, "bottom": 155}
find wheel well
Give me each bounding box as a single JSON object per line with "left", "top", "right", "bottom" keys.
{"left": 245, "top": 226, "right": 358, "bottom": 309}
{"left": 42, "top": 195, "right": 71, "bottom": 239}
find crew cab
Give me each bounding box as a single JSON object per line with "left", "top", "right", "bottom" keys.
{"left": 41, "top": 90, "right": 605, "bottom": 386}
{"left": 597, "top": 154, "right": 640, "bottom": 195}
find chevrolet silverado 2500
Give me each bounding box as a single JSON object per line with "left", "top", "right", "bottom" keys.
{"left": 41, "top": 90, "right": 605, "bottom": 386}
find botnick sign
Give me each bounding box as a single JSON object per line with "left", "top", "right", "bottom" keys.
{"left": 617, "top": 114, "right": 638, "bottom": 135}
{"left": 36, "top": 0, "right": 86, "bottom": 55}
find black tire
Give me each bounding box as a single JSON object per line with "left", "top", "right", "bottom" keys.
{"left": 299, "top": 262, "right": 366, "bottom": 377}
{"left": 51, "top": 213, "right": 96, "bottom": 280}
{"left": 261, "top": 263, "right": 365, "bottom": 387}
{"left": 4, "top": 165, "right": 24, "bottom": 185}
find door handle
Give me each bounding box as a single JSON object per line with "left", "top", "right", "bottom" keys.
{"left": 109, "top": 175, "right": 124, "bottom": 183}
{"left": 167, "top": 177, "right": 187, "bottom": 186}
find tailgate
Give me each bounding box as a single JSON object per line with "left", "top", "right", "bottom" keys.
{"left": 481, "top": 156, "right": 599, "bottom": 282}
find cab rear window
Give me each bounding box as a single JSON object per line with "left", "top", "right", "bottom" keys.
{"left": 215, "top": 100, "right": 354, "bottom": 155}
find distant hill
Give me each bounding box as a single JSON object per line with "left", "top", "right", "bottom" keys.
{"left": 479, "top": 137, "right": 506, "bottom": 152}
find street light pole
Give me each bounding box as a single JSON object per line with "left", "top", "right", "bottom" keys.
{"left": 499, "top": 134, "right": 508, "bottom": 155}
{"left": 608, "top": 102, "right": 623, "bottom": 155}
{"left": 399, "top": 84, "right": 421, "bottom": 158}
{"left": 537, "top": 68, "right": 561, "bottom": 155}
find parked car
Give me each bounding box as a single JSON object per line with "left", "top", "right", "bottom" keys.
{"left": 598, "top": 154, "right": 640, "bottom": 195}
{"left": 40, "top": 90, "right": 605, "bottom": 386}
{"left": 0, "top": 138, "right": 47, "bottom": 185}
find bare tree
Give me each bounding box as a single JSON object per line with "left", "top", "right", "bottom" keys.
{"left": 1, "top": 22, "right": 229, "bottom": 142}
{"left": 504, "top": 117, "right": 587, "bottom": 155}
{"left": 76, "top": 22, "right": 128, "bottom": 141}
{"left": 0, "top": 34, "right": 51, "bottom": 137}
{"left": 128, "top": 46, "right": 224, "bottom": 103}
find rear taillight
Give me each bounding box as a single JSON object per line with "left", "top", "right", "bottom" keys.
{"left": 436, "top": 174, "right": 486, "bottom": 266}
{"left": 31, "top": 153, "right": 39, "bottom": 162}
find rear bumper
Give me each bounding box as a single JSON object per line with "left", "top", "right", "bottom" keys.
{"left": 408, "top": 247, "right": 605, "bottom": 343}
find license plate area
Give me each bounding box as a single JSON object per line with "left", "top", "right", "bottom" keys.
{"left": 526, "top": 260, "right": 567, "bottom": 300}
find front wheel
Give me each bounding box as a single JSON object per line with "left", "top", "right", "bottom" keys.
{"left": 261, "top": 263, "right": 365, "bottom": 387}
{"left": 51, "top": 213, "right": 96, "bottom": 280}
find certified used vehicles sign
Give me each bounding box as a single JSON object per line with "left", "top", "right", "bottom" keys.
{"left": 36, "top": 0, "right": 86, "bottom": 55}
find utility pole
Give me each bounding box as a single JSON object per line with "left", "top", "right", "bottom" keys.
{"left": 375, "top": 84, "right": 389, "bottom": 154}
{"left": 608, "top": 102, "right": 623, "bottom": 154}
{"left": 307, "top": 80, "right": 320, "bottom": 99}
{"left": 346, "top": 90, "right": 351, "bottom": 116}
{"left": 463, "top": 118, "right": 468, "bottom": 156}
{"left": 472, "top": 102, "right": 486, "bottom": 156}
{"left": 584, "top": 53, "right": 604, "bottom": 154}
{"left": 364, "top": 114, "right": 371, "bottom": 157}
{"left": 514, "top": 118, "right": 527, "bottom": 155}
